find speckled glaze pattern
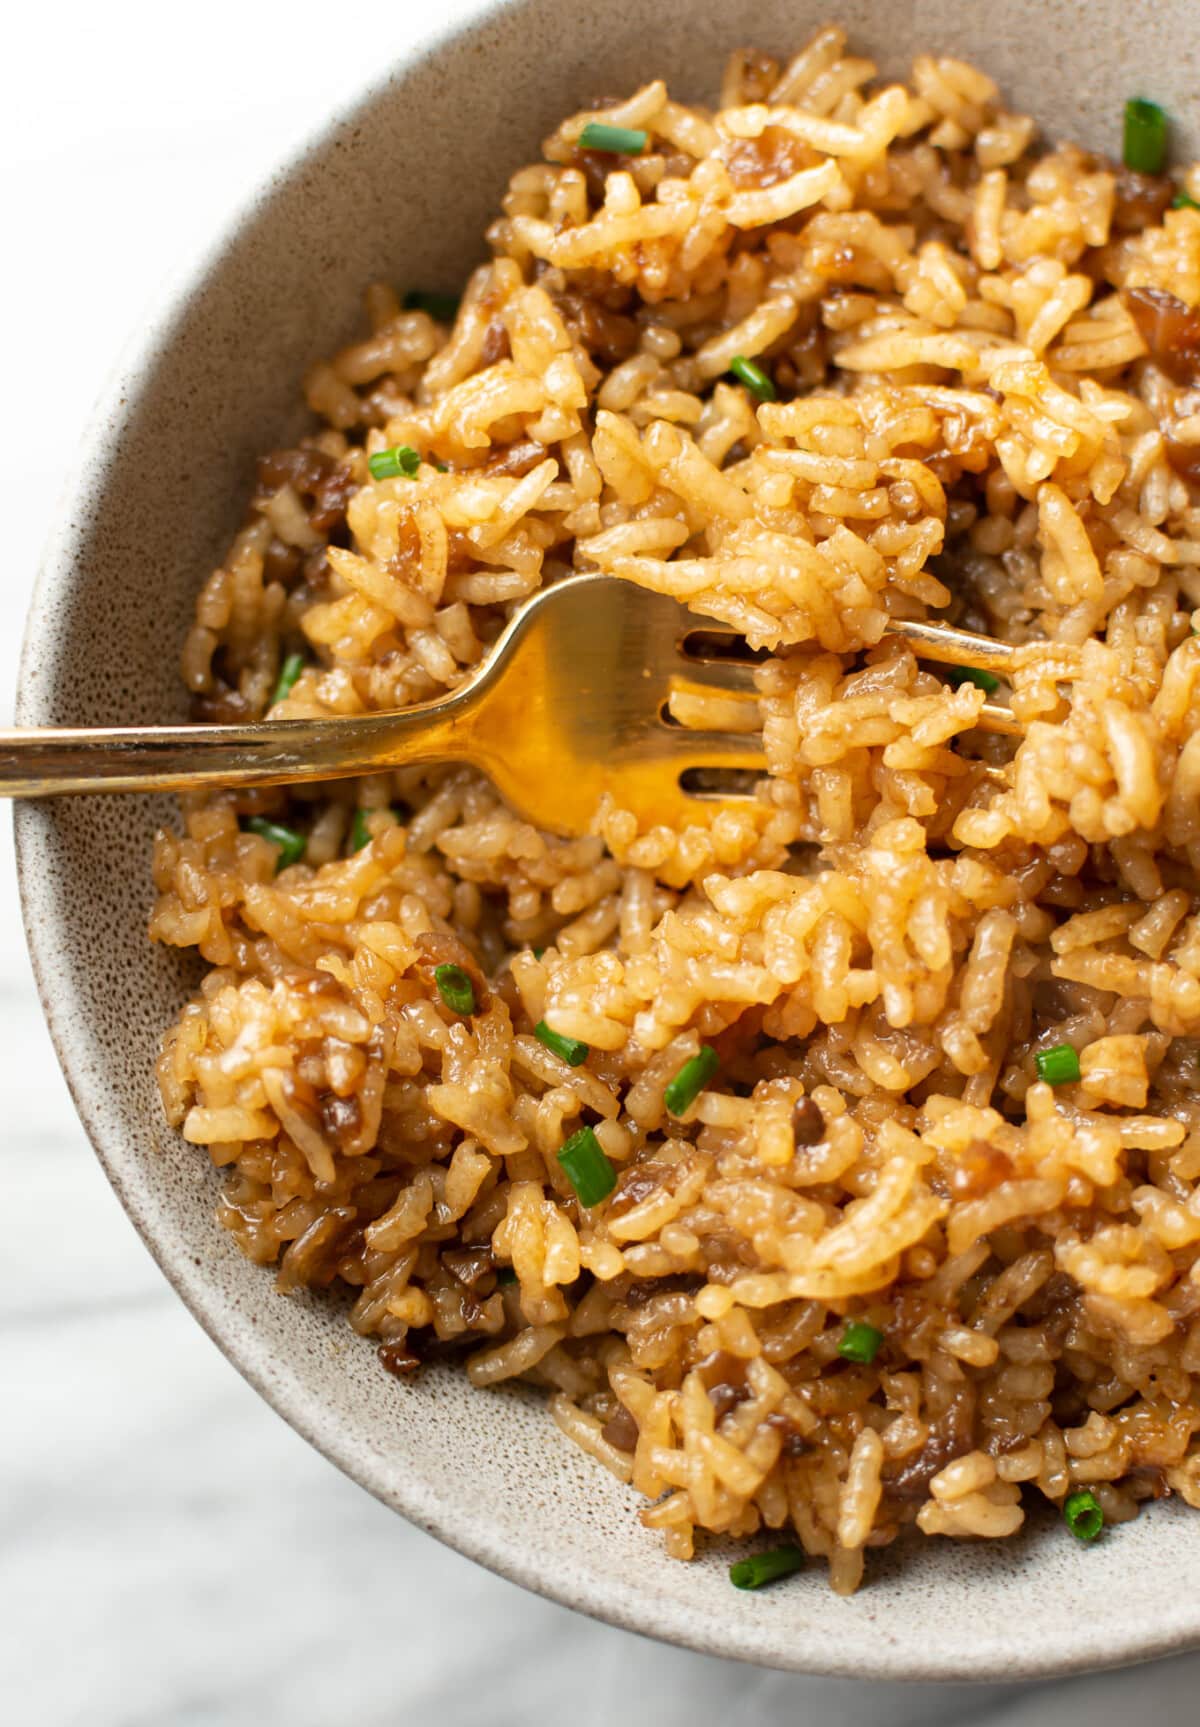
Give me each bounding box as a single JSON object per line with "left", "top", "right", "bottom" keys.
{"left": 15, "top": 0, "right": 1200, "bottom": 1680}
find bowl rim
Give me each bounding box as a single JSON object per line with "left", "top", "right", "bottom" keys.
{"left": 15, "top": 0, "right": 1200, "bottom": 1681}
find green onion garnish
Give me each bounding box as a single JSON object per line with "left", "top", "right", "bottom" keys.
{"left": 403, "top": 289, "right": 460, "bottom": 321}
{"left": 496, "top": 1265, "right": 518, "bottom": 1286}
{"left": 271, "top": 652, "right": 305, "bottom": 705}
{"left": 244, "top": 815, "right": 306, "bottom": 870}
{"left": 1124, "top": 98, "right": 1168, "bottom": 175}
{"left": 1063, "top": 1488, "right": 1104, "bottom": 1543}
{"left": 729, "top": 1546, "right": 806, "bottom": 1590}
{"left": 434, "top": 963, "right": 476, "bottom": 1016}
{"left": 728, "top": 354, "right": 776, "bottom": 402}
{"left": 838, "top": 1320, "right": 884, "bottom": 1365}
{"left": 535, "top": 1020, "right": 589, "bottom": 1066}
{"left": 1036, "top": 1043, "right": 1081, "bottom": 1086}
{"left": 350, "top": 809, "right": 372, "bottom": 853}
{"left": 664, "top": 1046, "right": 719, "bottom": 1117}
{"left": 578, "top": 121, "right": 648, "bottom": 155}
{"left": 368, "top": 444, "right": 420, "bottom": 481}
{"left": 557, "top": 1125, "right": 617, "bottom": 1207}
{"left": 1173, "top": 189, "right": 1200, "bottom": 211}
{"left": 945, "top": 664, "right": 1001, "bottom": 694}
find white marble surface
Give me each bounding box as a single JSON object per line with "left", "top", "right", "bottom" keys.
{"left": 5, "top": 4, "right": 1200, "bottom": 1721}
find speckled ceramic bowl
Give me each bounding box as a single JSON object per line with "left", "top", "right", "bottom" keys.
{"left": 16, "top": 0, "right": 1200, "bottom": 1679}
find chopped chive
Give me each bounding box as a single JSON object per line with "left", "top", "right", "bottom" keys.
{"left": 557, "top": 1125, "right": 617, "bottom": 1207}
{"left": 1173, "top": 189, "right": 1200, "bottom": 211}
{"left": 495, "top": 1265, "right": 518, "bottom": 1286}
{"left": 1036, "top": 1042, "right": 1081, "bottom": 1086}
{"left": 434, "top": 461, "right": 449, "bottom": 473}
{"left": 271, "top": 651, "right": 305, "bottom": 705}
{"left": 532, "top": 946, "right": 545, "bottom": 961}
{"left": 664, "top": 1045, "right": 719, "bottom": 1117}
{"left": 578, "top": 120, "right": 648, "bottom": 155}
{"left": 243, "top": 815, "right": 306, "bottom": 870}
{"left": 434, "top": 963, "right": 476, "bottom": 1016}
{"left": 1124, "top": 98, "right": 1168, "bottom": 175}
{"left": 729, "top": 1546, "right": 806, "bottom": 1590}
{"left": 535, "top": 1020, "right": 589, "bottom": 1066}
{"left": 349, "top": 809, "right": 372, "bottom": 853}
{"left": 728, "top": 354, "right": 776, "bottom": 402}
{"left": 1063, "top": 1488, "right": 1104, "bottom": 1543}
{"left": 368, "top": 444, "right": 420, "bottom": 481}
{"left": 838, "top": 1320, "right": 884, "bottom": 1365}
{"left": 403, "top": 289, "right": 461, "bottom": 321}
{"left": 945, "top": 664, "right": 1001, "bottom": 694}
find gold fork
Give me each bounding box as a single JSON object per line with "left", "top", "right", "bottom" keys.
{"left": 0, "top": 573, "right": 1028, "bottom": 836}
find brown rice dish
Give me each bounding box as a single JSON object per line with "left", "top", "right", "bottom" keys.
{"left": 152, "top": 25, "right": 1200, "bottom": 1593}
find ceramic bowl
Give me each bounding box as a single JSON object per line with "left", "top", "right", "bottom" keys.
{"left": 17, "top": 0, "right": 1200, "bottom": 1680}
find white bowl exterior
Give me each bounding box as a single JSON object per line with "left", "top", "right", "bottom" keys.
{"left": 16, "top": 0, "right": 1200, "bottom": 1679}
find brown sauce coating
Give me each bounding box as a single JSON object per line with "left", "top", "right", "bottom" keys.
{"left": 256, "top": 445, "right": 356, "bottom": 538}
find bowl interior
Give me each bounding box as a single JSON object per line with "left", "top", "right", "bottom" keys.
{"left": 17, "top": 0, "right": 1200, "bottom": 1679}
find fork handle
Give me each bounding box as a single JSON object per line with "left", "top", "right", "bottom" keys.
{"left": 0, "top": 704, "right": 475, "bottom": 798}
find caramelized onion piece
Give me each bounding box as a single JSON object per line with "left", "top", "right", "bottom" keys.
{"left": 1124, "top": 286, "right": 1200, "bottom": 385}
{"left": 378, "top": 1340, "right": 421, "bottom": 1376}
{"left": 1113, "top": 167, "right": 1174, "bottom": 233}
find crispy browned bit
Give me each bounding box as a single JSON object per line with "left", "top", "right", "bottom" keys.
{"left": 1124, "top": 286, "right": 1200, "bottom": 386}
{"left": 442, "top": 1245, "right": 495, "bottom": 1288}
{"left": 555, "top": 289, "right": 640, "bottom": 365}
{"left": 485, "top": 438, "right": 550, "bottom": 478}
{"left": 791, "top": 1096, "right": 826, "bottom": 1147}
{"left": 377, "top": 1340, "right": 421, "bottom": 1377}
{"left": 600, "top": 1404, "right": 640, "bottom": 1452}
{"left": 722, "top": 128, "right": 814, "bottom": 190}
{"left": 947, "top": 1139, "right": 1016, "bottom": 1200}
{"left": 257, "top": 445, "right": 357, "bottom": 539}
{"left": 412, "top": 930, "right": 491, "bottom": 1012}
{"left": 1113, "top": 166, "right": 1174, "bottom": 233}
{"left": 480, "top": 319, "right": 511, "bottom": 366}
{"left": 606, "top": 1160, "right": 672, "bottom": 1219}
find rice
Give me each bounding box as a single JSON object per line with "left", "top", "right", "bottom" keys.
{"left": 152, "top": 24, "right": 1200, "bottom": 1592}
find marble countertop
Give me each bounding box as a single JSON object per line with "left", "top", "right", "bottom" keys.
{"left": 4, "top": 4, "right": 1200, "bottom": 1721}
